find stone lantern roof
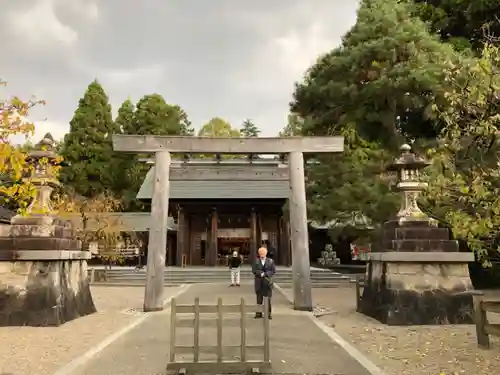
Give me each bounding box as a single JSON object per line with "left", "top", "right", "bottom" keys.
{"left": 386, "top": 144, "right": 431, "bottom": 172}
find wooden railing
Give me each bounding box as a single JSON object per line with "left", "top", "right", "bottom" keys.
{"left": 472, "top": 291, "right": 500, "bottom": 349}
{"left": 97, "top": 246, "right": 140, "bottom": 260}
{"left": 167, "top": 297, "right": 271, "bottom": 374}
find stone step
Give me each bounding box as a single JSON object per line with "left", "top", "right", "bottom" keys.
{"left": 104, "top": 278, "right": 351, "bottom": 285}
{"left": 92, "top": 281, "right": 353, "bottom": 288}
{"left": 103, "top": 271, "right": 348, "bottom": 277}
{"left": 99, "top": 273, "right": 347, "bottom": 278}
{"left": 105, "top": 276, "right": 343, "bottom": 280}
{"left": 98, "top": 270, "right": 344, "bottom": 277}
{"left": 88, "top": 267, "right": 352, "bottom": 286}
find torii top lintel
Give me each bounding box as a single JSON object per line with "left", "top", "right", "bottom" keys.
{"left": 112, "top": 135, "right": 344, "bottom": 154}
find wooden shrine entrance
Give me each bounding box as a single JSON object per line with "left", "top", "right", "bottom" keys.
{"left": 112, "top": 135, "right": 344, "bottom": 312}
{"left": 169, "top": 199, "right": 290, "bottom": 267}
{"left": 218, "top": 237, "right": 249, "bottom": 265}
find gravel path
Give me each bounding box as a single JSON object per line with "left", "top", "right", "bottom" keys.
{"left": 0, "top": 285, "right": 182, "bottom": 375}
{"left": 292, "top": 285, "right": 500, "bottom": 375}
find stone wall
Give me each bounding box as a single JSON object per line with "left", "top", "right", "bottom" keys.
{"left": 360, "top": 259, "right": 474, "bottom": 325}
{"left": 0, "top": 259, "right": 96, "bottom": 326}
{"left": 385, "top": 263, "right": 472, "bottom": 291}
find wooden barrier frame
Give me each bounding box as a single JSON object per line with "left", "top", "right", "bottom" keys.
{"left": 473, "top": 291, "right": 500, "bottom": 349}
{"left": 167, "top": 297, "right": 271, "bottom": 373}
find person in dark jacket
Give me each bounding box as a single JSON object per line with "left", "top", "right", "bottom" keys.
{"left": 229, "top": 251, "right": 242, "bottom": 286}
{"left": 252, "top": 247, "right": 276, "bottom": 319}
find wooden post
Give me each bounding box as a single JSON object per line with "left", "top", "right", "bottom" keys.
{"left": 217, "top": 298, "right": 223, "bottom": 362}
{"left": 263, "top": 297, "right": 270, "bottom": 362}
{"left": 277, "top": 216, "right": 284, "bottom": 265}
{"left": 176, "top": 206, "right": 185, "bottom": 267}
{"left": 169, "top": 298, "right": 177, "bottom": 362}
{"left": 473, "top": 293, "right": 490, "bottom": 348}
{"left": 240, "top": 298, "right": 247, "bottom": 362}
{"left": 210, "top": 209, "right": 218, "bottom": 266}
{"left": 167, "top": 234, "right": 174, "bottom": 266}
{"left": 193, "top": 297, "right": 200, "bottom": 362}
{"left": 288, "top": 151, "right": 313, "bottom": 311}
{"left": 256, "top": 212, "right": 262, "bottom": 248}
{"left": 250, "top": 208, "right": 257, "bottom": 264}
{"left": 144, "top": 151, "right": 170, "bottom": 312}
{"left": 279, "top": 212, "right": 291, "bottom": 266}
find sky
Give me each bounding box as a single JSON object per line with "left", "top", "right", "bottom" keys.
{"left": 1, "top": 0, "right": 359, "bottom": 142}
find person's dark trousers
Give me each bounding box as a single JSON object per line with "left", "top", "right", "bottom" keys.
{"left": 255, "top": 294, "right": 272, "bottom": 319}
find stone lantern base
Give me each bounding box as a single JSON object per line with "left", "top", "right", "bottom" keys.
{"left": 359, "top": 221, "right": 475, "bottom": 325}
{"left": 0, "top": 216, "right": 96, "bottom": 326}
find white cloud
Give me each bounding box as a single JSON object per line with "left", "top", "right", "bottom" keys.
{"left": 101, "top": 64, "right": 165, "bottom": 87}
{"left": 31, "top": 119, "right": 68, "bottom": 142}
{"left": 7, "top": 0, "right": 77, "bottom": 46}
{"left": 65, "top": 1, "right": 99, "bottom": 22}
{"left": 8, "top": 119, "right": 68, "bottom": 145}
{"left": 5, "top": 0, "right": 100, "bottom": 48}
{"left": 2, "top": 0, "right": 359, "bottom": 145}
{"left": 271, "top": 22, "right": 335, "bottom": 80}
{"left": 230, "top": 20, "right": 334, "bottom": 98}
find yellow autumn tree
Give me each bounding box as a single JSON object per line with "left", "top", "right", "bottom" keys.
{"left": 0, "top": 80, "right": 44, "bottom": 211}
{"left": 55, "top": 190, "right": 139, "bottom": 264}
{"left": 197, "top": 117, "right": 241, "bottom": 159}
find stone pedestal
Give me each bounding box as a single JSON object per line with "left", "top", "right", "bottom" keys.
{"left": 0, "top": 216, "right": 96, "bottom": 326}
{"left": 359, "top": 221, "right": 475, "bottom": 325}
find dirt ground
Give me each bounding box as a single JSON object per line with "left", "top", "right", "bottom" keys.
{"left": 303, "top": 286, "right": 500, "bottom": 375}
{"left": 0, "top": 286, "right": 182, "bottom": 375}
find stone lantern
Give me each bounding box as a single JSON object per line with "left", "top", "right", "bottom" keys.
{"left": 386, "top": 144, "right": 431, "bottom": 223}
{"left": 0, "top": 134, "right": 96, "bottom": 327}
{"left": 23, "top": 133, "right": 60, "bottom": 215}
{"left": 358, "top": 144, "right": 475, "bottom": 326}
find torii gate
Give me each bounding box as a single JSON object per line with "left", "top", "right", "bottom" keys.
{"left": 112, "top": 135, "right": 344, "bottom": 311}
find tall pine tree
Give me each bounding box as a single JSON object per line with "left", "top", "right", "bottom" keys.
{"left": 240, "top": 119, "right": 260, "bottom": 137}
{"left": 116, "top": 99, "right": 135, "bottom": 134}
{"left": 292, "top": 0, "right": 462, "bottom": 148}
{"left": 60, "top": 80, "right": 119, "bottom": 197}
{"left": 133, "top": 94, "right": 190, "bottom": 135}
{"left": 114, "top": 99, "right": 138, "bottom": 203}
{"left": 289, "top": 0, "right": 464, "bottom": 238}
{"left": 119, "top": 94, "right": 192, "bottom": 209}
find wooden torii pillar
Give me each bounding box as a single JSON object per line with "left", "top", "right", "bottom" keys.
{"left": 112, "top": 135, "right": 344, "bottom": 312}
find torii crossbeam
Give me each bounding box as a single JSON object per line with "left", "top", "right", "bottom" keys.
{"left": 112, "top": 135, "right": 344, "bottom": 312}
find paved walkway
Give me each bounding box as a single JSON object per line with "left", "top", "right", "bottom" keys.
{"left": 70, "top": 283, "right": 372, "bottom": 375}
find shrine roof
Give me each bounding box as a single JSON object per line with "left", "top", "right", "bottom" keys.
{"left": 136, "top": 165, "right": 289, "bottom": 200}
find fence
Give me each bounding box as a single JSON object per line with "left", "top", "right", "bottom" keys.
{"left": 167, "top": 297, "right": 271, "bottom": 374}
{"left": 473, "top": 292, "right": 500, "bottom": 349}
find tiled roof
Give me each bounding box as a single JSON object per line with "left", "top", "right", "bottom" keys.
{"left": 64, "top": 212, "right": 177, "bottom": 231}
{"left": 137, "top": 166, "right": 290, "bottom": 200}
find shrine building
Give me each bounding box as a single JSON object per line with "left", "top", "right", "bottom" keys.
{"left": 136, "top": 157, "right": 292, "bottom": 266}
